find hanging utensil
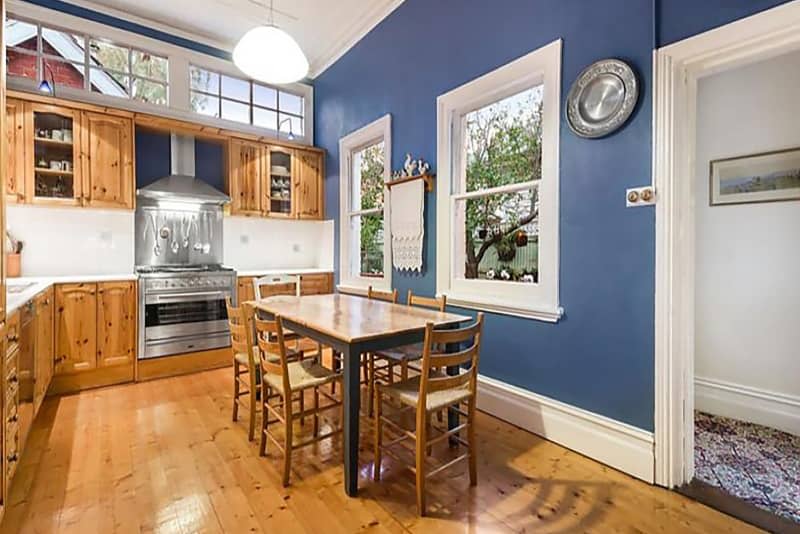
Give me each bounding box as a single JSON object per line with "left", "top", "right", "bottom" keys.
{"left": 152, "top": 213, "right": 161, "bottom": 257}
{"left": 181, "top": 215, "right": 190, "bottom": 248}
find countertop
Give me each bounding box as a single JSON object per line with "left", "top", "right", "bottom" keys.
{"left": 6, "top": 274, "right": 137, "bottom": 315}
{"left": 234, "top": 268, "right": 333, "bottom": 277}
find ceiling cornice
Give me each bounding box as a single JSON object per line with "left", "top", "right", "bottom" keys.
{"left": 308, "top": 0, "right": 405, "bottom": 78}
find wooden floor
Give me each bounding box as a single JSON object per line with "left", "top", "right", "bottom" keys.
{"left": 1, "top": 368, "right": 759, "bottom": 533}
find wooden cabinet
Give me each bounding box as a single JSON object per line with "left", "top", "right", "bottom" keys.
{"left": 55, "top": 281, "right": 136, "bottom": 375}
{"left": 229, "top": 140, "right": 264, "bottom": 216}
{"left": 33, "top": 289, "right": 54, "bottom": 413}
{"left": 238, "top": 273, "right": 333, "bottom": 303}
{"left": 5, "top": 312, "right": 21, "bottom": 486}
{"left": 25, "top": 102, "right": 84, "bottom": 206}
{"left": 5, "top": 98, "right": 26, "bottom": 203}
{"left": 55, "top": 283, "right": 97, "bottom": 374}
{"left": 81, "top": 112, "right": 134, "bottom": 209}
{"left": 295, "top": 150, "right": 324, "bottom": 219}
{"left": 6, "top": 95, "right": 135, "bottom": 210}
{"left": 96, "top": 282, "right": 136, "bottom": 368}
{"left": 227, "top": 141, "right": 324, "bottom": 220}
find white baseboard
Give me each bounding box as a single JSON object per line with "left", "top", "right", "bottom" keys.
{"left": 477, "top": 375, "right": 655, "bottom": 483}
{"left": 695, "top": 377, "right": 800, "bottom": 436}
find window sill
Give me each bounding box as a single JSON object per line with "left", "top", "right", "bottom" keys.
{"left": 442, "top": 292, "right": 564, "bottom": 322}
{"left": 337, "top": 280, "right": 391, "bottom": 296}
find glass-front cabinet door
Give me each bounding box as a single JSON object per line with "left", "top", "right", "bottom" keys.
{"left": 26, "top": 103, "right": 83, "bottom": 205}
{"left": 266, "top": 146, "right": 294, "bottom": 217}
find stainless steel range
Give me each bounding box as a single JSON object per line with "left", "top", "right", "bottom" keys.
{"left": 135, "top": 134, "right": 236, "bottom": 360}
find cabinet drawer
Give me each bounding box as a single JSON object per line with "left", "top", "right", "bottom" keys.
{"left": 6, "top": 311, "right": 20, "bottom": 353}
{"left": 6, "top": 419, "right": 20, "bottom": 478}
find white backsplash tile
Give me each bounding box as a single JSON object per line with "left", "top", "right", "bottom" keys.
{"left": 6, "top": 207, "right": 335, "bottom": 277}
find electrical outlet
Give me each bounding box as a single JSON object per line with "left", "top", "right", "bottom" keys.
{"left": 626, "top": 186, "right": 656, "bottom": 207}
{"left": 292, "top": 243, "right": 301, "bottom": 253}
{"left": 99, "top": 230, "right": 112, "bottom": 243}
{"left": 240, "top": 234, "right": 249, "bottom": 244}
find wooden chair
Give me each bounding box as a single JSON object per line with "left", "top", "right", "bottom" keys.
{"left": 227, "top": 297, "right": 260, "bottom": 441}
{"left": 253, "top": 274, "right": 321, "bottom": 357}
{"left": 253, "top": 309, "right": 343, "bottom": 486}
{"left": 373, "top": 313, "right": 484, "bottom": 516}
{"left": 367, "top": 290, "right": 446, "bottom": 416}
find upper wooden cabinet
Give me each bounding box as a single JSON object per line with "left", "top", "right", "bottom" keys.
{"left": 4, "top": 97, "right": 135, "bottom": 210}
{"left": 227, "top": 142, "right": 324, "bottom": 220}
{"left": 81, "top": 112, "right": 134, "bottom": 209}
{"left": 295, "top": 150, "right": 324, "bottom": 219}
{"left": 229, "top": 140, "right": 264, "bottom": 216}
{"left": 55, "top": 283, "right": 97, "bottom": 374}
{"left": 6, "top": 98, "right": 26, "bottom": 204}
{"left": 96, "top": 281, "right": 136, "bottom": 368}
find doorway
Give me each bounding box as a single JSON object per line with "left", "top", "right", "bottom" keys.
{"left": 653, "top": 1, "right": 800, "bottom": 530}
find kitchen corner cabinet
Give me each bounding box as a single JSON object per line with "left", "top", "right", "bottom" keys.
{"left": 228, "top": 140, "right": 264, "bottom": 216}
{"left": 33, "top": 289, "right": 54, "bottom": 414}
{"left": 81, "top": 112, "right": 134, "bottom": 209}
{"left": 4, "top": 97, "right": 134, "bottom": 210}
{"left": 55, "top": 281, "right": 135, "bottom": 376}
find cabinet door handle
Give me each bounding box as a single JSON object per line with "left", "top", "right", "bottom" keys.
{"left": 7, "top": 454, "right": 18, "bottom": 463}
{"left": 7, "top": 414, "right": 17, "bottom": 423}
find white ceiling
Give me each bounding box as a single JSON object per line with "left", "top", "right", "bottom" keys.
{"left": 69, "top": 0, "right": 404, "bottom": 78}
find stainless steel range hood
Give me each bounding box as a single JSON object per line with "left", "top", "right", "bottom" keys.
{"left": 137, "top": 134, "right": 230, "bottom": 204}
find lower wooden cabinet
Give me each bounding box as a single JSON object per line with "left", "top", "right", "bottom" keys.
{"left": 97, "top": 282, "right": 136, "bottom": 368}
{"left": 236, "top": 272, "right": 333, "bottom": 304}
{"left": 33, "top": 288, "right": 54, "bottom": 413}
{"left": 55, "top": 281, "right": 136, "bottom": 375}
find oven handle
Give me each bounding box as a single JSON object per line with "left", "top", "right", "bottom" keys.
{"left": 150, "top": 291, "right": 229, "bottom": 303}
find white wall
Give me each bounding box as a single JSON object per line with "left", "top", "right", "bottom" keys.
{"left": 694, "top": 50, "right": 800, "bottom": 434}
{"left": 6, "top": 205, "right": 334, "bottom": 276}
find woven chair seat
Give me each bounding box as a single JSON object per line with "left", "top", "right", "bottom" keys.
{"left": 380, "top": 375, "right": 471, "bottom": 412}
{"left": 264, "top": 360, "right": 339, "bottom": 393}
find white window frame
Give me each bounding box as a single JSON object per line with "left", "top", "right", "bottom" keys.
{"left": 436, "top": 39, "right": 562, "bottom": 322}
{"left": 6, "top": 0, "right": 314, "bottom": 145}
{"left": 338, "top": 114, "right": 392, "bottom": 293}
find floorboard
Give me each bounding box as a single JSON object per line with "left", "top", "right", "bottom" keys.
{"left": 1, "top": 368, "right": 762, "bottom": 533}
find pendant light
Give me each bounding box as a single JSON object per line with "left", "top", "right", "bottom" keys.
{"left": 233, "top": 0, "right": 309, "bottom": 84}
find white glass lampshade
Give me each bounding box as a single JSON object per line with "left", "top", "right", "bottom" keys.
{"left": 233, "top": 26, "right": 309, "bottom": 84}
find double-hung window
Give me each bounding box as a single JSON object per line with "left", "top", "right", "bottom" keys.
{"left": 339, "top": 115, "right": 392, "bottom": 292}
{"left": 436, "top": 40, "right": 562, "bottom": 321}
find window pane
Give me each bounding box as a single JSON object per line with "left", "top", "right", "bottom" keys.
{"left": 221, "top": 75, "right": 249, "bottom": 102}
{"left": 132, "top": 50, "right": 167, "bottom": 81}
{"left": 132, "top": 78, "right": 167, "bottom": 105}
{"left": 41, "top": 26, "right": 84, "bottom": 61}
{"left": 464, "top": 85, "right": 543, "bottom": 192}
{"left": 89, "top": 39, "right": 130, "bottom": 73}
{"left": 90, "top": 68, "right": 129, "bottom": 97}
{"left": 191, "top": 91, "right": 219, "bottom": 117}
{"left": 351, "top": 141, "right": 384, "bottom": 211}
{"left": 221, "top": 99, "right": 249, "bottom": 124}
{"left": 43, "top": 58, "right": 86, "bottom": 90}
{"left": 350, "top": 214, "right": 384, "bottom": 278}
{"left": 456, "top": 188, "right": 539, "bottom": 282}
{"left": 278, "top": 113, "right": 303, "bottom": 137}
{"left": 5, "top": 19, "right": 38, "bottom": 51}
{"left": 254, "top": 84, "right": 277, "bottom": 108}
{"left": 253, "top": 107, "right": 277, "bottom": 130}
{"left": 190, "top": 66, "right": 219, "bottom": 94}
{"left": 7, "top": 49, "right": 37, "bottom": 80}
{"left": 279, "top": 91, "right": 303, "bottom": 116}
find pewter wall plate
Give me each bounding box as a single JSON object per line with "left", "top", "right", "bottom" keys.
{"left": 566, "top": 59, "right": 638, "bottom": 139}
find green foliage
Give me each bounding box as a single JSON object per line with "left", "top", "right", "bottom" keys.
{"left": 358, "top": 143, "right": 385, "bottom": 275}
{"left": 463, "top": 89, "right": 543, "bottom": 279}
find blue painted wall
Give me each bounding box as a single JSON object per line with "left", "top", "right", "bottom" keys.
{"left": 315, "top": 0, "right": 656, "bottom": 430}
{"left": 135, "top": 129, "right": 225, "bottom": 192}
{"left": 314, "top": 0, "right": 795, "bottom": 431}
{"left": 657, "top": 0, "right": 792, "bottom": 46}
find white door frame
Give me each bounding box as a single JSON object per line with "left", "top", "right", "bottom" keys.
{"left": 653, "top": 0, "right": 800, "bottom": 488}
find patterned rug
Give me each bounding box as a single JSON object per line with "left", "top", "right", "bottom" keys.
{"left": 695, "top": 412, "right": 800, "bottom": 524}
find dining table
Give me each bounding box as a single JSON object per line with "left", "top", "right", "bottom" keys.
{"left": 249, "top": 292, "right": 472, "bottom": 497}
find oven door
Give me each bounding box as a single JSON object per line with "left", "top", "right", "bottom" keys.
{"left": 141, "top": 289, "right": 231, "bottom": 359}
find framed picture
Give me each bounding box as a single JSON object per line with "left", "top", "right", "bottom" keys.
{"left": 709, "top": 147, "right": 800, "bottom": 206}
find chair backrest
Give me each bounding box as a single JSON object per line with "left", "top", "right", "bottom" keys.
{"left": 367, "top": 285, "right": 399, "bottom": 303}
{"left": 254, "top": 274, "right": 300, "bottom": 300}
{"left": 418, "top": 313, "right": 484, "bottom": 406}
{"left": 226, "top": 297, "right": 255, "bottom": 367}
{"left": 406, "top": 290, "right": 446, "bottom": 312}
{"left": 253, "top": 313, "right": 292, "bottom": 393}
